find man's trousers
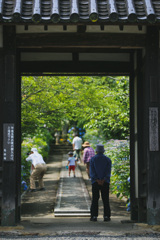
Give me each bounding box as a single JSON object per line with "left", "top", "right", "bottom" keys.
{"left": 90, "top": 182, "right": 111, "bottom": 218}
{"left": 30, "top": 163, "right": 47, "bottom": 189}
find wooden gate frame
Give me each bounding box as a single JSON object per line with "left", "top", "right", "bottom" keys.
{"left": 0, "top": 25, "right": 160, "bottom": 226}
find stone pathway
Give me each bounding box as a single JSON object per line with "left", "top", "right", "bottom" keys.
{"left": 54, "top": 156, "right": 90, "bottom": 217}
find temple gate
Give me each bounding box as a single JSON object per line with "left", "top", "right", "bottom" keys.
{"left": 0, "top": 0, "right": 160, "bottom": 226}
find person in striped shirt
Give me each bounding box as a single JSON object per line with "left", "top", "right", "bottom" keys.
{"left": 82, "top": 141, "right": 95, "bottom": 179}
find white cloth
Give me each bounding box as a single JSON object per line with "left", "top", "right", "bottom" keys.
{"left": 72, "top": 136, "right": 82, "bottom": 150}
{"left": 68, "top": 157, "right": 76, "bottom": 166}
{"left": 26, "top": 152, "right": 46, "bottom": 167}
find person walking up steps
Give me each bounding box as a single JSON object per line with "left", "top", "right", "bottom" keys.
{"left": 72, "top": 134, "right": 82, "bottom": 162}
{"left": 67, "top": 151, "right": 77, "bottom": 177}
{"left": 90, "top": 144, "right": 112, "bottom": 222}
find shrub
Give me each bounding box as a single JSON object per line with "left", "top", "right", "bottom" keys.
{"left": 83, "top": 128, "right": 104, "bottom": 147}
{"left": 105, "top": 140, "right": 130, "bottom": 203}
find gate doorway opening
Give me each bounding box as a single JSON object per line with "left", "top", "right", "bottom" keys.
{"left": 2, "top": 42, "right": 146, "bottom": 226}
{"left": 20, "top": 75, "right": 131, "bottom": 220}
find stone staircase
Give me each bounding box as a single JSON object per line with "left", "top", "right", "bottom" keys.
{"left": 54, "top": 158, "right": 91, "bottom": 217}
{"left": 49, "top": 144, "right": 73, "bottom": 155}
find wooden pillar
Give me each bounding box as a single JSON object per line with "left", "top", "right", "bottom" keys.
{"left": 130, "top": 51, "right": 138, "bottom": 221}
{"left": 144, "top": 26, "right": 160, "bottom": 225}
{"left": 0, "top": 26, "right": 3, "bottom": 225}
{"left": 15, "top": 50, "right": 21, "bottom": 224}
{"left": 137, "top": 49, "right": 147, "bottom": 222}
{"left": 1, "top": 26, "right": 21, "bottom": 226}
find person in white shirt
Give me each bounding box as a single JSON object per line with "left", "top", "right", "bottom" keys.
{"left": 26, "top": 148, "right": 47, "bottom": 192}
{"left": 72, "top": 134, "right": 82, "bottom": 161}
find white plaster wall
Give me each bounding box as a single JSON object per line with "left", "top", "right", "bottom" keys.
{"left": 79, "top": 53, "right": 130, "bottom": 62}
{"left": 21, "top": 52, "right": 130, "bottom": 62}
{"left": 16, "top": 25, "right": 77, "bottom": 33}
{"left": 17, "top": 25, "right": 146, "bottom": 34}
{"left": 21, "top": 52, "right": 72, "bottom": 61}
{"left": 86, "top": 25, "right": 146, "bottom": 34}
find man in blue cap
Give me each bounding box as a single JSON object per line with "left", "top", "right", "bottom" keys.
{"left": 90, "top": 144, "right": 112, "bottom": 222}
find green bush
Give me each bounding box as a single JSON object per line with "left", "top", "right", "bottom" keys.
{"left": 105, "top": 140, "right": 130, "bottom": 202}
{"left": 83, "top": 128, "right": 104, "bottom": 148}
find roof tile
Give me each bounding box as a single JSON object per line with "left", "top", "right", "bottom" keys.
{"left": 0, "top": 0, "right": 159, "bottom": 23}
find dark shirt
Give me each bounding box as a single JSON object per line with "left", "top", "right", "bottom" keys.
{"left": 90, "top": 153, "right": 112, "bottom": 184}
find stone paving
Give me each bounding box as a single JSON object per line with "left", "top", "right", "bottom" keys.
{"left": 54, "top": 157, "right": 90, "bottom": 217}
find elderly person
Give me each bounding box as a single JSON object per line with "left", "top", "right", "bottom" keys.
{"left": 90, "top": 144, "right": 112, "bottom": 222}
{"left": 82, "top": 141, "right": 95, "bottom": 179}
{"left": 26, "top": 148, "right": 47, "bottom": 192}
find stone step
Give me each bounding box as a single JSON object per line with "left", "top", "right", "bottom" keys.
{"left": 50, "top": 145, "right": 73, "bottom": 155}
{"left": 50, "top": 144, "right": 72, "bottom": 149}
{"left": 54, "top": 159, "right": 91, "bottom": 217}
{"left": 51, "top": 151, "right": 72, "bottom": 155}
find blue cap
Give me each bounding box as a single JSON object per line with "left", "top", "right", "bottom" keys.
{"left": 96, "top": 144, "right": 105, "bottom": 153}
{"left": 68, "top": 151, "right": 73, "bottom": 155}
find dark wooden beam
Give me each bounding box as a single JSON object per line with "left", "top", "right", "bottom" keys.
{"left": 137, "top": 50, "right": 147, "bottom": 223}
{"left": 63, "top": 25, "right": 67, "bottom": 31}
{"left": 24, "top": 25, "right": 28, "bottom": 31}
{"left": 138, "top": 25, "right": 143, "bottom": 31}
{"left": 0, "top": 49, "right": 3, "bottom": 212}
{"left": 145, "top": 27, "right": 160, "bottom": 225}
{"left": 20, "top": 61, "right": 130, "bottom": 74}
{"left": 119, "top": 25, "right": 124, "bottom": 31}
{"left": 2, "top": 26, "right": 17, "bottom": 226}
{"left": 100, "top": 25, "right": 104, "bottom": 31}
{"left": 72, "top": 53, "right": 79, "bottom": 62}
{"left": 0, "top": 50, "right": 3, "bottom": 167}
{"left": 1, "top": 26, "right": 21, "bottom": 226}
{"left": 16, "top": 33, "right": 146, "bottom": 48}
{"left": 129, "top": 51, "right": 138, "bottom": 221}
{"left": 77, "top": 25, "right": 86, "bottom": 33}
{"left": 44, "top": 25, "right": 48, "bottom": 31}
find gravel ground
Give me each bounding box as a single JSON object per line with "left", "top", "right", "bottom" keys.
{"left": 1, "top": 236, "right": 160, "bottom": 239}
{"left": 1, "top": 232, "right": 160, "bottom": 240}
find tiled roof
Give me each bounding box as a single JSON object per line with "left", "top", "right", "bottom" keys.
{"left": 1, "top": 0, "right": 160, "bottom": 24}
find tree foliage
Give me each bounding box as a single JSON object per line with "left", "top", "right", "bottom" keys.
{"left": 21, "top": 76, "right": 129, "bottom": 140}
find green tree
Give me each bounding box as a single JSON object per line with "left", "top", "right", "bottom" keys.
{"left": 21, "top": 76, "right": 129, "bottom": 140}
